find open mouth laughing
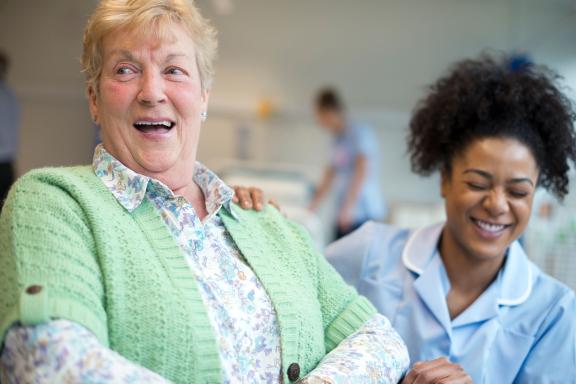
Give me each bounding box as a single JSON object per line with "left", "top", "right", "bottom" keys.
{"left": 471, "top": 217, "right": 512, "bottom": 238}
{"left": 133, "top": 119, "right": 175, "bottom": 135}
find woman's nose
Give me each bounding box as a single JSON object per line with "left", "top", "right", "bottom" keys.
{"left": 137, "top": 72, "right": 166, "bottom": 106}
{"left": 482, "top": 188, "right": 509, "bottom": 216}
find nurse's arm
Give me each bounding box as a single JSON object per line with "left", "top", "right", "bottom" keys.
{"left": 309, "top": 166, "right": 335, "bottom": 212}
{"left": 324, "top": 222, "right": 376, "bottom": 289}
{"left": 337, "top": 154, "right": 367, "bottom": 229}
{"left": 401, "top": 357, "right": 472, "bottom": 384}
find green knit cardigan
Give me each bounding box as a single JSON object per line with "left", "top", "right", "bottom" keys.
{"left": 0, "top": 166, "right": 376, "bottom": 383}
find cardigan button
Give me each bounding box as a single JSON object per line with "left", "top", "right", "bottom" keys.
{"left": 26, "top": 285, "right": 43, "bottom": 295}
{"left": 287, "top": 362, "right": 300, "bottom": 381}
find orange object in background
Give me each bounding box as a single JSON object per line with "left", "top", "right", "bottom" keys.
{"left": 256, "top": 97, "right": 275, "bottom": 120}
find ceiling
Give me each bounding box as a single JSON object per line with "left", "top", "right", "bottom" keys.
{"left": 1, "top": 0, "right": 574, "bottom": 114}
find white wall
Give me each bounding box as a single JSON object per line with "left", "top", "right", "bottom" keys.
{"left": 1, "top": 0, "right": 575, "bottom": 205}
{"left": 0, "top": 0, "right": 95, "bottom": 170}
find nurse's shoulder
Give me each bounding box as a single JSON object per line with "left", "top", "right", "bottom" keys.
{"left": 530, "top": 265, "right": 575, "bottom": 312}
{"left": 503, "top": 258, "right": 576, "bottom": 382}
{"left": 348, "top": 122, "right": 377, "bottom": 154}
{"left": 325, "top": 221, "right": 411, "bottom": 288}
{"left": 504, "top": 259, "right": 574, "bottom": 334}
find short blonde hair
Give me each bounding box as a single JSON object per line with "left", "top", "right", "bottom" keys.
{"left": 82, "top": 0, "right": 217, "bottom": 94}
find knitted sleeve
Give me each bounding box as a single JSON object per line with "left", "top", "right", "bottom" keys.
{"left": 286, "top": 220, "right": 377, "bottom": 353}
{"left": 0, "top": 171, "right": 108, "bottom": 347}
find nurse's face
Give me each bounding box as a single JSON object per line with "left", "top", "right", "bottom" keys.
{"left": 315, "top": 108, "right": 345, "bottom": 134}
{"left": 441, "top": 137, "right": 539, "bottom": 263}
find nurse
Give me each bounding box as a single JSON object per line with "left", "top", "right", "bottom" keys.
{"left": 326, "top": 55, "right": 576, "bottom": 383}
{"left": 309, "top": 88, "right": 387, "bottom": 239}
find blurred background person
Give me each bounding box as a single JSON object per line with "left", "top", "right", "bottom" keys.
{"left": 309, "top": 87, "right": 387, "bottom": 239}
{"left": 0, "top": 50, "right": 20, "bottom": 208}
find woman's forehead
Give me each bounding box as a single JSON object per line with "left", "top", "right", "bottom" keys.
{"left": 461, "top": 137, "right": 532, "bottom": 160}
{"left": 102, "top": 23, "right": 195, "bottom": 59}
{"left": 453, "top": 137, "right": 539, "bottom": 179}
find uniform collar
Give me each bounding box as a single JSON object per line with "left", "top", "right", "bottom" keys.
{"left": 496, "top": 241, "right": 533, "bottom": 306}
{"left": 402, "top": 222, "right": 533, "bottom": 307}
{"left": 92, "top": 144, "right": 238, "bottom": 220}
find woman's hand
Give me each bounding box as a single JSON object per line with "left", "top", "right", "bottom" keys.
{"left": 336, "top": 206, "right": 353, "bottom": 232}
{"left": 232, "top": 185, "right": 281, "bottom": 212}
{"left": 232, "top": 186, "right": 264, "bottom": 210}
{"left": 402, "top": 357, "right": 472, "bottom": 384}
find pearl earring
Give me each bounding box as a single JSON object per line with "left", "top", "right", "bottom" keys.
{"left": 200, "top": 111, "right": 208, "bottom": 122}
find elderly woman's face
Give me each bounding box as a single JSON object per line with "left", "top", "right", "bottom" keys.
{"left": 89, "top": 23, "right": 208, "bottom": 177}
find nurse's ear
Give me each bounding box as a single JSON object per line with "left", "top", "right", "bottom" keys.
{"left": 440, "top": 167, "right": 451, "bottom": 199}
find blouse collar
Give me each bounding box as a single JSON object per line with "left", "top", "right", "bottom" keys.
{"left": 92, "top": 144, "right": 237, "bottom": 219}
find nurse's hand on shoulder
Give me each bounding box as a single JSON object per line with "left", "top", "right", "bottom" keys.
{"left": 233, "top": 186, "right": 282, "bottom": 213}
{"left": 402, "top": 357, "right": 472, "bottom": 384}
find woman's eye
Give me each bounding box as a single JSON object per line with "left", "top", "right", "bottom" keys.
{"left": 116, "top": 66, "right": 136, "bottom": 75}
{"left": 165, "top": 67, "right": 186, "bottom": 76}
{"left": 467, "top": 182, "right": 487, "bottom": 191}
{"left": 509, "top": 190, "right": 529, "bottom": 198}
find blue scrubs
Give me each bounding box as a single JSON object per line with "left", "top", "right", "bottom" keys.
{"left": 330, "top": 122, "right": 386, "bottom": 224}
{"left": 326, "top": 222, "right": 576, "bottom": 383}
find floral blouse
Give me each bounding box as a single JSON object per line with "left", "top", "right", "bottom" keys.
{"left": 0, "top": 145, "right": 409, "bottom": 383}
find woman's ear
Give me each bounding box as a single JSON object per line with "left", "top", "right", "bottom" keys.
{"left": 88, "top": 85, "right": 99, "bottom": 124}
{"left": 201, "top": 89, "right": 210, "bottom": 111}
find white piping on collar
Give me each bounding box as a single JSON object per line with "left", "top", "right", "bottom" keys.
{"left": 401, "top": 227, "right": 427, "bottom": 275}
{"left": 402, "top": 225, "right": 533, "bottom": 307}
{"left": 497, "top": 262, "right": 533, "bottom": 306}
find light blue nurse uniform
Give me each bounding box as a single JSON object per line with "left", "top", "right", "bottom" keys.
{"left": 326, "top": 222, "right": 576, "bottom": 383}
{"left": 330, "top": 122, "right": 386, "bottom": 224}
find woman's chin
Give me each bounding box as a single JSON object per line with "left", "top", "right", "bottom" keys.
{"left": 135, "top": 154, "right": 179, "bottom": 176}
{"left": 465, "top": 237, "right": 511, "bottom": 263}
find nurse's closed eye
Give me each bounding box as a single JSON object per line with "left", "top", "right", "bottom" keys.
{"left": 467, "top": 182, "right": 488, "bottom": 191}
{"left": 509, "top": 189, "right": 529, "bottom": 198}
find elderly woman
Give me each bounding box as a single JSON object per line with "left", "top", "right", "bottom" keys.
{"left": 0, "top": 1, "right": 409, "bottom": 383}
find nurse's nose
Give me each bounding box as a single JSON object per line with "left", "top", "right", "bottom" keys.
{"left": 137, "top": 71, "right": 166, "bottom": 106}
{"left": 482, "top": 187, "right": 509, "bottom": 217}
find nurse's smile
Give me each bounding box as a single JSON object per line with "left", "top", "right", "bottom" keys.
{"left": 441, "top": 137, "right": 539, "bottom": 264}
{"left": 470, "top": 217, "right": 511, "bottom": 239}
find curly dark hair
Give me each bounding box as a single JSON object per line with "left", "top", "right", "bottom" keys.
{"left": 408, "top": 53, "right": 576, "bottom": 200}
